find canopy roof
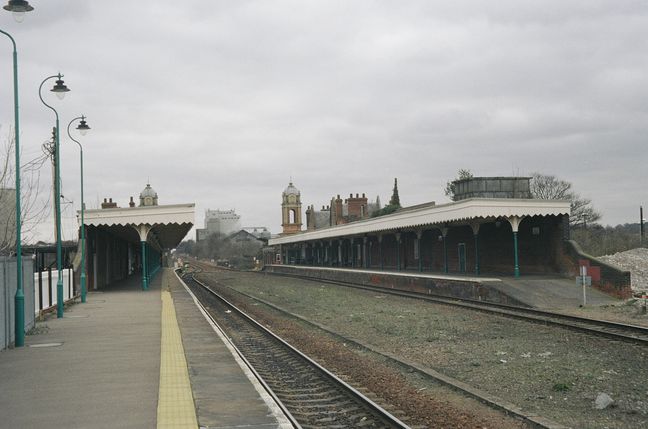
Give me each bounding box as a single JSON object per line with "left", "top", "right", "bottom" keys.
{"left": 82, "top": 203, "right": 195, "bottom": 249}
{"left": 269, "top": 198, "right": 570, "bottom": 245}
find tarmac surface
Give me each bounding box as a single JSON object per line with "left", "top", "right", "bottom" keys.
{"left": 0, "top": 275, "right": 161, "bottom": 429}
{"left": 0, "top": 269, "right": 286, "bottom": 429}
{"left": 492, "top": 275, "right": 620, "bottom": 308}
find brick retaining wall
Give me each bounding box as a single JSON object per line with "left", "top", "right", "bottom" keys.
{"left": 559, "top": 240, "right": 632, "bottom": 299}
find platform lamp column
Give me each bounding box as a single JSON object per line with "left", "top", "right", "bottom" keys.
{"left": 508, "top": 216, "right": 524, "bottom": 278}
{"left": 136, "top": 224, "right": 151, "bottom": 290}
{"left": 1, "top": 0, "right": 34, "bottom": 346}
{"left": 67, "top": 116, "right": 90, "bottom": 303}
{"left": 471, "top": 223, "right": 481, "bottom": 275}
{"left": 39, "top": 73, "right": 71, "bottom": 318}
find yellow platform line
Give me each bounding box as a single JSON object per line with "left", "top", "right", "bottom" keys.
{"left": 157, "top": 289, "right": 198, "bottom": 428}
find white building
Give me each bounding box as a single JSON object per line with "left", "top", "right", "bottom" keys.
{"left": 196, "top": 209, "right": 241, "bottom": 241}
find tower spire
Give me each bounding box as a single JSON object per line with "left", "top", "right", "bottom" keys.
{"left": 389, "top": 177, "right": 401, "bottom": 207}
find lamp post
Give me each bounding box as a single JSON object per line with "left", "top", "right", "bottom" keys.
{"left": 67, "top": 116, "right": 90, "bottom": 303}
{"left": 39, "top": 73, "right": 70, "bottom": 318}
{"left": 2, "top": 0, "right": 34, "bottom": 347}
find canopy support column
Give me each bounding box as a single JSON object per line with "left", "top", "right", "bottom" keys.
{"left": 442, "top": 227, "right": 449, "bottom": 274}
{"left": 378, "top": 234, "right": 383, "bottom": 270}
{"left": 395, "top": 232, "right": 401, "bottom": 271}
{"left": 471, "top": 223, "right": 481, "bottom": 275}
{"left": 416, "top": 230, "right": 423, "bottom": 273}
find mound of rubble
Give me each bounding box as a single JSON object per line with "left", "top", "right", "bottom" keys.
{"left": 599, "top": 247, "right": 648, "bottom": 294}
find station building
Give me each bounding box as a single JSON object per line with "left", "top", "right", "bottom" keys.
{"left": 268, "top": 177, "right": 571, "bottom": 278}
{"left": 81, "top": 184, "right": 194, "bottom": 290}
{"left": 267, "top": 178, "right": 633, "bottom": 301}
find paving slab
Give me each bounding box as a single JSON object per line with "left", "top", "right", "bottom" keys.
{"left": 0, "top": 275, "right": 161, "bottom": 429}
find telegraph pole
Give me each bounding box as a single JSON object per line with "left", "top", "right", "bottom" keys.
{"left": 641, "top": 206, "right": 645, "bottom": 247}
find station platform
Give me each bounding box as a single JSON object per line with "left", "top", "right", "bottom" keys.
{"left": 264, "top": 265, "right": 620, "bottom": 309}
{"left": 0, "top": 268, "right": 288, "bottom": 429}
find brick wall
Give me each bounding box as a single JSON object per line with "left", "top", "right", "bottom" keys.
{"left": 558, "top": 240, "right": 632, "bottom": 298}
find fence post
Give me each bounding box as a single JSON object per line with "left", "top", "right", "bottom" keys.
{"left": 48, "top": 267, "right": 52, "bottom": 308}
{"left": 38, "top": 269, "right": 43, "bottom": 311}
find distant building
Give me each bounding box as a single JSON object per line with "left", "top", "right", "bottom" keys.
{"left": 196, "top": 209, "right": 241, "bottom": 241}
{"left": 306, "top": 193, "right": 381, "bottom": 230}
{"left": 241, "top": 226, "right": 271, "bottom": 241}
{"left": 281, "top": 182, "right": 302, "bottom": 235}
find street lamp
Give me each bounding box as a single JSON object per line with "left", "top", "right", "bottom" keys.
{"left": 2, "top": 0, "right": 34, "bottom": 347}
{"left": 39, "top": 73, "right": 70, "bottom": 319}
{"left": 3, "top": 0, "right": 33, "bottom": 23}
{"left": 67, "top": 116, "right": 90, "bottom": 303}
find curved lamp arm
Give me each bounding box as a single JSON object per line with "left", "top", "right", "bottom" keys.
{"left": 67, "top": 116, "right": 85, "bottom": 151}
{"left": 38, "top": 74, "right": 62, "bottom": 120}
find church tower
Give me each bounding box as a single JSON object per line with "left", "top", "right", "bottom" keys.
{"left": 281, "top": 182, "right": 302, "bottom": 235}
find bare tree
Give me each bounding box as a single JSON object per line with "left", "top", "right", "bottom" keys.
{"left": 529, "top": 172, "right": 600, "bottom": 226}
{"left": 0, "top": 128, "right": 51, "bottom": 254}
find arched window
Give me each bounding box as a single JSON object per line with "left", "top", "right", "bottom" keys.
{"left": 289, "top": 209, "right": 296, "bottom": 223}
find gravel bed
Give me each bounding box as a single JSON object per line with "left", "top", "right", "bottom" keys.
{"left": 197, "top": 271, "right": 528, "bottom": 429}
{"left": 599, "top": 248, "right": 648, "bottom": 294}
{"left": 198, "top": 270, "right": 648, "bottom": 429}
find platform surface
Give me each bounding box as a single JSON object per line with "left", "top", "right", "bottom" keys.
{"left": 267, "top": 264, "right": 620, "bottom": 309}
{"left": 0, "top": 269, "right": 286, "bottom": 429}
{"left": 0, "top": 275, "right": 161, "bottom": 429}
{"left": 168, "top": 270, "right": 288, "bottom": 429}
{"left": 492, "top": 275, "right": 620, "bottom": 308}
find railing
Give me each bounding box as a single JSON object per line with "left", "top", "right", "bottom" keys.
{"left": 33, "top": 268, "right": 75, "bottom": 315}
{"left": 1, "top": 256, "right": 35, "bottom": 350}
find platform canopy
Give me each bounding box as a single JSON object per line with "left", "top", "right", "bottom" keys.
{"left": 82, "top": 203, "right": 195, "bottom": 250}
{"left": 269, "top": 198, "right": 570, "bottom": 245}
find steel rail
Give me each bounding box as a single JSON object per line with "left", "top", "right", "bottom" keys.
{"left": 194, "top": 269, "right": 568, "bottom": 429}
{"left": 263, "top": 270, "right": 648, "bottom": 347}
{"left": 184, "top": 270, "right": 411, "bottom": 429}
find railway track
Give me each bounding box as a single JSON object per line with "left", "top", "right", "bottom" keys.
{"left": 180, "top": 270, "right": 411, "bottom": 429}
{"left": 262, "top": 270, "right": 648, "bottom": 347}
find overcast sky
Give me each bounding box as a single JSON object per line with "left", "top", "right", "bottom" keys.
{"left": 1, "top": 1, "right": 647, "bottom": 243}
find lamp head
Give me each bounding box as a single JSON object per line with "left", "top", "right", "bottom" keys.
{"left": 51, "top": 74, "right": 70, "bottom": 100}
{"left": 76, "top": 116, "right": 91, "bottom": 136}
{"left": 3, "top": 0, "right": 34, "bottom": 22}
